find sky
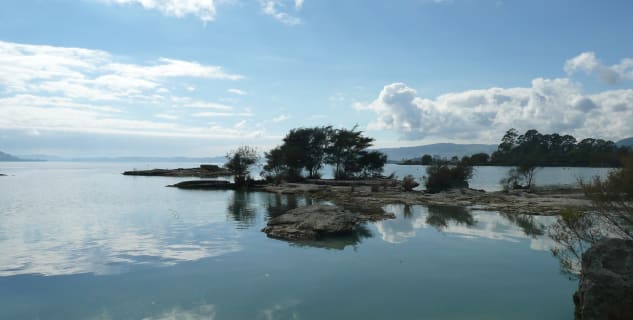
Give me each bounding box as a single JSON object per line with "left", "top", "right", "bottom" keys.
{"left": 0, "top": 0, "right": 632, "bottom": 157}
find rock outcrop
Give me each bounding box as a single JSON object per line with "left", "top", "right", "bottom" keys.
{"left": 123, "top": 165, "right": 231, "bottom": 177}
{"left": 262, "top": 205, "right": 394, "bottom": 240}
{"left": 574, "top": 238, "right": 633, "bottom": 320}
{"left": 168, "top": 180, "right": 234, "bottom": 189}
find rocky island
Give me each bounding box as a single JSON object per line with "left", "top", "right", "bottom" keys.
{"left": 262, "top": 204, "right": 395, "bottom": 240}
{"left": 122, "top": 164, "right": 231, "bottom": 177}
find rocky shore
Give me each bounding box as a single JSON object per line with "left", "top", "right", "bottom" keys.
{"left": 574, "top": 239, "right": 633, "bottom": 320}
{"left": 122, "top": 164, "right": 231, "bottom": 177}
{"left": 263, "top": 182, "right": 591, "bottom": 216}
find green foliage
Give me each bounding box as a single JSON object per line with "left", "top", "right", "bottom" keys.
{"left": 424, "top": 161, "right": 474, "bottom": 193}
{"left": 402, "top": 175, "right": 419, "bottom": 192}
{"left": 491, "top": 128, "right": 628, "bottom": 167}
{"left": 261, "top": 126, "right": 387, "bottom": 181}
{"left": 421, "top": 154, "right": 433, "bottom": 165}
{"left": 580, "top": 154, "right": 633, "bottom": 239}
{"left": 325, "top": 125, "right": 376, "bottom": 179}
{"left": 549, "top": 155, "right": 633, "bottom": 276}
{"left": 500, "top": 164, "right": 539, "bottom": 191}
{"left": 224, "top": 146, "right": 259, "bottom": 186}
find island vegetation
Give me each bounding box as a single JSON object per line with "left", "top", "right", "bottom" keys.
{"left": 401, "top": 128, "right": 631, "bottom": 168}
{"left": 259, "top": 125, "right": 387, "bottom": 182}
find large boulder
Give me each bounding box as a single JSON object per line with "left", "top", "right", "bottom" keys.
{"left": 574, "top": 238, "right": 633, "bottom": 320}
{"left": 262, "top": 205, "right": 360, "bottom": 240}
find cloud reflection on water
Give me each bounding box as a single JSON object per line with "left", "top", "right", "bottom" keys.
{"left": 375, "top": 204, "right": 557, "bottom": 251}
{"left": 0, "top": 213, "right": 242, "bottom": 277}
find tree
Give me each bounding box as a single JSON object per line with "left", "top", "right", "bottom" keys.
{"left": 500, "top": 163, "right": 539, "bottom": 191}
{"left": 469, "top": 152, "right": 490, "bottom": 165}
{"left": 325, "top": 126, "right": 376, "bottom": 179}
{"left": 424, "top": 161, "right": 474, "bottom": 193}
{"left": 421, "top": 154, "right": 433, "bottom": 165}
{"left": 549, "top": 154, "right": 633, "bottom": 276}
{"left": 357, "top": 151, "right": 388, "bottom": 178}
{"left": 261, "top": 146, "right": 287, "bottom": 183}
{"left": 225, "top": 146, "right": 259, "bottom": 186}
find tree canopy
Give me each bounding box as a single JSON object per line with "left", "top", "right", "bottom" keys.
{"left": 262, "top": 126, "right": 387, "bottom": 181}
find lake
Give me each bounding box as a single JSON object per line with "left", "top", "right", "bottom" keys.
{"left": 0, "top": 162, "right": 612, "bottom": 319}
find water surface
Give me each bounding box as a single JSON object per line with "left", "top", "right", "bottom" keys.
{"left": 0, "top": 162, "right": 596, "bottom": 319}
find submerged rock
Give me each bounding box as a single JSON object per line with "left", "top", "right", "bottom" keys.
{"left": 168, "top": 180, "right": 234, "bottom": 189}
{"left": 262, "top": 205, "right": 393, "bottom": 240}
{"left": 574, "top": 238, "right": 633, "bottom": 320}
{"left": 262, "top": 205, "right": 358, "bottom": 240}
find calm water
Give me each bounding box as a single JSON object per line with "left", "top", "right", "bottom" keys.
{"left": 0, "top": 162, "right": 611, "bottom": 319}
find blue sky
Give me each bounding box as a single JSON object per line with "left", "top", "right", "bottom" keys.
{"left": 1, "top": 0, "right": 632, "bottom": 157}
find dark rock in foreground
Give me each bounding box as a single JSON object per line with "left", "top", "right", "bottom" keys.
{"left": 574, "top": 238, "right": 633, "bottom": 320}
{"left": 168, "top": 180, "right": 234, "bottom": 189}
{"left": 123, "top": 164, "right": 231, "bottom": 177}
{"left": 262, "top": 205, "right": 394, "bottom": 240}
{"left": 168, "top": 179, "right": 266, "bottom": 190}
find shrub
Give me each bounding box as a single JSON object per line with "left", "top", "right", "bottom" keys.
{"left": 402, "top": 175, "right": 419, "bottom": 191}
{"left": 424, "top": 162, "right": 473, "bottom": 193}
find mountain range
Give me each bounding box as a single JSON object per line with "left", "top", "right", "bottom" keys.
{"left": 617, "top": 137, "right": 633, "bottom": 147}
{"left": 0, "top": 150, "right": 22, "bottom": 161}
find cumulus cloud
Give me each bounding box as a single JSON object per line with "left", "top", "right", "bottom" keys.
{"left": 260, "top": 0, "right": 302, "bottom": 25}
{"left": 565, "top": 52, "right": 633, "bottom": 84}
{"left": 358, "top": 79, "right": 633, "bottom": 142}
{"left": 102, "top": 0, "right": 219, "bottom": 23}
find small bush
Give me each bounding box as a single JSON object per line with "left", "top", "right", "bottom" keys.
{"left": 424, "top": 162, "right": 473, "bottom": 193}
{"left": 402, "top": 175, "right": 419, "bottom": 191}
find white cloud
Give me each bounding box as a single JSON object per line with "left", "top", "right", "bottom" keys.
{"left": 565, "top": 52, "right": 633, "bottom": 84}
{"left": 294, "top": 0, "right": 304, "bottom": 9}
{"left": 0, "top": 40, "right": 242, "bottom": 102}
{"left": 272, "top": 114, "right": 290, "bottom": 122}
{"left": 102, "top": 0, "right": 219, "bottom": 23}
{"left": 0, "top": 41, "right": 260, "bottom": 140}
{"left": 260, "top": 0, "right": 301, "bottom": 25}
{"left": 106, "top": 58, "right": 242, "bottom": 80}
{"left": 155, "top": 113, "right": 180, "bottom": 120}
{"left": 192, "top": 111, "right": 254, "bottom": 117}
{"left": 358, "top": 78, "right": 633, "bottom": 142}
{"left": 227, "top": 88, "right": 248, "bottom": 95}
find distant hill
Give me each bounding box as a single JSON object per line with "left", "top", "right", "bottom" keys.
{"left": 377, "top": 143, "right": 497, "bottom": 162}
{"left": 617, "top": 137, "right": 633, "bottom": 147}
{"left": 0, "top": 150, "right": 22, "bottom": 161}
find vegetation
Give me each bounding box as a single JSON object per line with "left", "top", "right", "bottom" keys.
{"left": 401, "top": 129, "right": 631, "bottom": 167}
{"left": 549, "top": 154, "right": 633, "bottom": 276}
{"left": 424, "top": 161, "right": 474, "bottom": 193}
{"left": 490, "top": 128, "right": 629, "bottom": 167}
{"left": 225, "top": 146, "right": 260, "bottom": 187}
{"left": 500, "top": 163, "right": 539, "bottom": 191}
{"left": 262, "top": 126, "right": 387, "bottom": 182}
{"left": 402, "top": 175, "right": 419, "bottom": 192}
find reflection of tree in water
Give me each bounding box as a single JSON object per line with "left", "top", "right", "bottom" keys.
{"left": 426, "top": 205, "right": 476, "bottom": 231}
{"left": 403, "top": 204, "right": 413, "bottom": 219}
{"left": 264, "top": 193, "right": 304, "bottom": 218}
{"left": 227, "top": 191, "right": 257, "bottom": 228}
{"left": 499, "top": 212, "right": 545, "bottom": 238}
{"left": 288, "top": 225, "right": 373, "bottom": 250}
